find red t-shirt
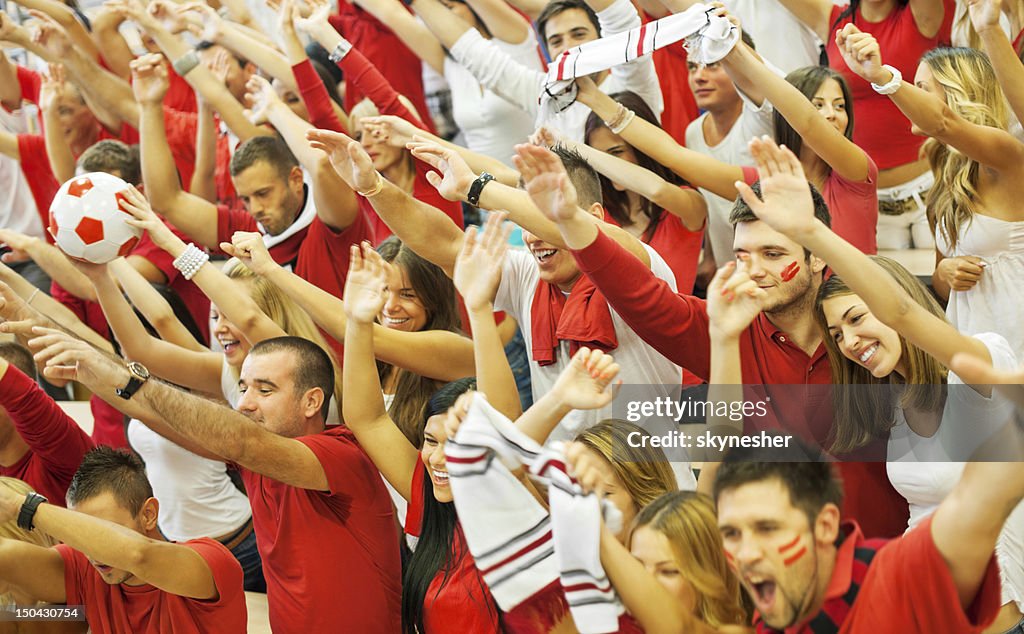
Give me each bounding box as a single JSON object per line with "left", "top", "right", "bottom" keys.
{"left": 241, "top": 426, "right": 401, "bottom": 633}
{"left": 0, "top": 365, "right": 93, "bottom": 504}
{"left": 822, "top": 158, "right": 879, "bottom": 254}
{"left": 573, "top": 231, "right": 909, "bottom": 538}
{"left": 405, "top": 463, "right": 500, "bottom": 634}
{"left": 755, "top": 519, "right": 1002, "bottom": 633}
{"left": 50, "top": 281, "right": 128, "bottom": 449}
{"left": 603, "top": 206, "right": 704, "bottom": 295}
{"left": 162, "top": 108, "right": 235, "bottom": 205}
{"left": 56, "top": 537, "right": 246, "bottom": 634}
{"left": 16, "top": 134, "right": 60, "bottom": 235}
{"left": 329, "top": 2, "right": 434, "bottom": 132}
{"left": 647, "top": 12, "right": 698, "bottom": 145}
{"left": 215, "top": 192, "right": 375, "bottom": 301}
{"left": 826, "top": 3, "right": 953, "bottom": 169}
{"left": 166, "top": 67, "right": 198, "bottom": 114}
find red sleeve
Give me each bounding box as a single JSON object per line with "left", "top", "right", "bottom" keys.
{"left": 16, "top": 134, "right": 60, "bottom": 236}
{"left": 296, "top": 427, "right": 384, "bottom": 504}
{"left": 572, "top": 230, "right": 711, "bottom": 375}
{"left": 337, "top": 48, "right": 424, "bottom": 129}
{"left": 16, "top": 66, "right": 42, "bottom": 104}
{"left": 403, "top": 463, "right": 426, "bottom": 538}
{"left": 849, "top": 516, "right": 1003, "bottom": 631}
{"left": 0, "top": 365, "right": 93, "bottom": 483}
{"left": 216, "top": 203, "right": 259, "bottom": 245}
{"left": 293, "top": 60, "right": 345, "bottom": 133}
{"left": 182, "top": 538, "right": 245, "bottom": 611}
{"left": 55, "top": 545, "right": 87, "bottom": 606}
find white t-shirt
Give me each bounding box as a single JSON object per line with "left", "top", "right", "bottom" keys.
{"left": 0, "top": 108, "right": 44, "bottom": 240}
{"left": 444, "top": 31, "right": 541, "bottom": 166}
{"left": 685, "top": 99, "right": 775, "bottom": 265}
{"left": 887, "top": 332, "right": 1023, "bottom": 610}
{"left": 127, "top": 419, "right": 252, "bottom": 542}
{"left": 448, "top": 0, "right": 663, "bottom": 142}
{"left": 494, "top": 244, "right": 683, "bottom": 443}
{"left": 725, "top": 0, "right": 822, "bottom": 73}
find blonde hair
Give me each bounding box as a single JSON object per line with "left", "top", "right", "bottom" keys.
{"left": 921, "top": 47, "right": 1011, "bottom": 251}
{"left": 632, "top": 492, "right": 748, "bottom": 628}
{"left": 575, "top": 420, "right": 677, "bottom": 510}
{"left": 0, "top": 478, "right": 56, "bottom": 607}
{"left": 222, "top": 259, "right": 345, "bottom": 413}
{"left": 815, "top": 256, "right": 948, "bottom": 454}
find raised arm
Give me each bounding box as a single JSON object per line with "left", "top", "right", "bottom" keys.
{"left": 463, "top": 0, "right": 534, "bottom": 44}
{"left": 453, "top": 213, "right": 522, "bottom": 419}
{"left": 190, "top": 96, "right": 218, "bottom": 202}
{"left": 971, "top": 0, "right": 1024, "bottom": 128}
{"left": 32, "top": 328, "right": 335, "bottom": 491}
{"left": 247, "top": 74, "right": 361, "bottom": 231}
{"left": 133, "top": 55, "right": 221, "bottom": 250}
{"left": 276, "top": 0, "right": 349, "bottom": 132}
{"left": 0, "top": 19, "right": 22, "bottom": 108}
{"left": 19, "top": 0, "right": 100, "bottom": 60}
{"left": 109, "top": 258, "right": 206, "bottom": 352}
{"left": 307, "top": 128, "right": 466, "bottom": 274}
{"left": 0, "top": 229, "right": 96, "bottom": 302}
{"left": 576, "top": 78, "right": 746, "bottom": 200}
{"left": 353, "top": 0, "right": 446, "bottom": 74}
{"left": 0, "top": 484, "right": 221, "bottom": 600}
{"left": 722, "top": 40, "right": 871, "bottom": 183}
{"left": 39, "top": 64, "right": 77, "bottom": 185}
{"left": 538, "top": 126, "right": 708, "bottom": 231}
{"left": 738, "top": 137, "right": 993, "bottom": 371}
{"left": 91, "top": 7, "right": 136, "bottom": 79}
{"left": 341, "top": 245, "right": 420, "bottom": 500}
{"left": 837, "top": 24, "right": 1024, "bottom": 174}
{"left": 775, "top": 0, "right": 835, "bottom": 41}
{"left": 224, "top": 231, "right": 476, "bottom": 380}
{"left": 0, "top": 537, "right": 66, "bottom": 605}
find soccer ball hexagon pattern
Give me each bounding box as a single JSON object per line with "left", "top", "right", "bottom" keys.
{"left": 48, "top": 172, "right": 142, "bottom": 264}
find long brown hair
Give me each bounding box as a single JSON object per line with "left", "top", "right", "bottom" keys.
{"left": 575, "top": 420, "right": 677, "bottom": 510}
{"left": 774, "top": 66, "right": 855, "bottom": 162}
{"left": 632, "top": 492, "right": 748, "bottom": 628}
{"left": 375, "top": 237, "right": 463, "bottom": 446}
{"left": 921, "top": 47, "right": 1010, "bottom": 251}
{"left": 815, "top": 256, "right": 947, "bottom": 453}
{"left": 584, "top": 91, "right": 687, "bottom": 242}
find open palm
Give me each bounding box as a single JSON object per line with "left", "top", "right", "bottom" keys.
{"left": 736, "top": 137, "right": 817, "bottom": 238}
{"left": 454, "top": 213, "right": 510, "bottom": 310}
{"left": 343, "top": 243, "right": 389, "bottom": 324}
{"left": 552, "top": 348, "right": 620, "bottom": 411}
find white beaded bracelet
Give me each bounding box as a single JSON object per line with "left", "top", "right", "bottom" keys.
{"left": 172, "top": 244, "right": 210, "bottom": 281}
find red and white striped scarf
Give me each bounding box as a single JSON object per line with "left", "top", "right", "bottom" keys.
{"left": 540, "top": 3, "right": 739, "bottom": 116}
{"left": 446, "top": 395, "right": 625, "bottom": 633}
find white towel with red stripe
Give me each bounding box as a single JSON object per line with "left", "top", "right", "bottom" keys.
{"left": 540, "top": 3, "right": 739, "bottom": 117}
{"left": 446, "top": 394, "right": 624, "bottom": 634}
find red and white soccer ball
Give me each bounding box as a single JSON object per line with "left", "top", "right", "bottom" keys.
{"left": 48, "top": 172, "right": 142, "bottom": 264}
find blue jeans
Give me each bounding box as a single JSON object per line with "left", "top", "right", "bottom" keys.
{"left": 504, "top": 326, "right": 533, "bottom": 411}
{"left": 1002, "top": 617, "right": 1024, "bottom": 634}
{"left": 225, "top": 525, "right": 266, "bottom": 593}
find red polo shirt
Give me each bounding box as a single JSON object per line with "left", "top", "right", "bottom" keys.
{"left": 755, "top": 519, "right": 1002, "bottom": 633}
{"left": 572, "top": 231, "right": 908, "bottom": 538}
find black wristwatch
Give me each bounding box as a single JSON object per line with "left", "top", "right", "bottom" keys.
{"left": 17, "top": 492, "right": 47, "bottom": 531}
{"left": 116, "top": 361, "right": 151, "bottom": 400}
{"left": 467, "top": 172, "right": 495, "bottom": 207}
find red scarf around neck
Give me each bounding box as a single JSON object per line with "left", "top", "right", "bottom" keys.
{"left": 530, "top": 275, "right": 618, "bottom": 366}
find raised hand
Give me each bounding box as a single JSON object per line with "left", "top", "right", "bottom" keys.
{"left": 362, "top": 115, "right": 419, "bottom": 149}
{"left": 221, "top": 231, "right": 278, "bottom": 276}
{"left": 706, "top": 260, "right": 766, "bottom": 340}
{"left": 178, "top": 2, "right": 224, "bottom": 42}
{"left": 735, "top": 136, "right": 818, "bottom": 239}
{"left": 117, "top": 184, "right": 178, "bottom": 251}
{"left": 565, "top": 440, "right": 616, "bottom": 498}
{"left": 147, "top": 0, "right": 189, "bottom": 33}
{"left": 342, "top": 242, "right": 390, "bottom": 324}
{"left": 0, "top": 229, "right": 39, "bottom": 265}
{"left": 38, "top": 63, "right": 67, "bottom": 114}
{"left": 834, "top": 24, "right": 889, "bottom": 85}
{"left": 550, "top": 347, "right": 620, "bottom": 411}
{"left": 528, "top": 125, "right": 568, "bottom": 149}
{"left": 454, "top": 212, "right": 511, "bottom": 311}
{"left": 406, "top": 138, "right": 475, "bottom": 202}
{"left": 307, "top": 128, "right": 382, "bottom": 194}
{"left": 0, "top": 11, "right": 28, "bottom": 43}
{"left": 967, "top": 0, "right": 1003, "bottom": 33}
{"left": 514, "top": 143, "right": 581, "bottom": 222}
{"left": 27, "top": 326, "right": 128, "bottom": 387}
{"left": 572, "top": 74, "right": 602, "bottom": 107}
{"left": 30, "top": 11, "right": 74, "bottom": 59}
{"left": 130, "top": 53, "right": 170, "bottom": 104}
{"left": 244, "top": 74, "right": 281, "bottom": 125}
{"left": 293, "top": 0, "right": 334, "bottom": 41}
{"left": 0, "top": 279, "right": 36, "bottom": 333}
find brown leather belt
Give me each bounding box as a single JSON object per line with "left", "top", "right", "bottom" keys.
{"left": 216, "top": 518, "right": 254, "bottom": 551}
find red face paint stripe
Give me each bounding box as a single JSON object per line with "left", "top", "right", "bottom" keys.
{"left": 781, "top": 261, "right": 800, "bottom": 282}
{"left": 778, "top": 534, "right": 801, "bottom": 553}
{"left": 724, "top": 550, "right": 734, "bottom": 561}
{"left": 783, "top": 546, "right": 808, "bottom": 567}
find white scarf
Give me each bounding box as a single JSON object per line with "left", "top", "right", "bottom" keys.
{"left": 259, "top": 174, "right": 316, "bottom": 249}
{"left": 446, "top": 395, "right": 624, "bottom": 633}
{"left": 540, "top": 3, "right": 739, "bottom": 117}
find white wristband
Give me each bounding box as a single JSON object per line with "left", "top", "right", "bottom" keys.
{"left": 870, "top": 64, "right": 902, "bottom": 95}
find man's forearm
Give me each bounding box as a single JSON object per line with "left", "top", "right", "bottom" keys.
{"left": 364, "top": 181, "right": 463, "bottom": 273}
{"left": 32, "top": 502, "right": 160, "bottom": 576}
{"left": 62, "top": 47, "right": 139, "bottom": 127}
{"left": 24, "top": 239, "right": 96, "bottom": 302}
